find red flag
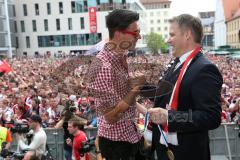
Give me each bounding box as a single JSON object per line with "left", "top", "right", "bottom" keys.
{"left": 0, "top": 60, "right": 12, "bottom": 74}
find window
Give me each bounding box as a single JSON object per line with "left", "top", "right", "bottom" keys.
{"left": 56, "top": 19, "right": 60, "bottom": 30}
{"left": 151, "top": 27, "right": 154, "bottom": 32}
{"left": 35, "top": 3, "right": 39, "bottom": 15}
{"left": 157, "top": 19, "right": 161, "bottom": 23}
{"left": 26, "top": 36, "right": 30, "bottom": 48}
{"left": 164, "top": 27, "right": 168, "bottom": 31}
{"left": 80, "top": 17, "right": 85, "bottom": 29}
{"left": 83, "top": 1, "right": 88, "bottom": 12}
{"left": 38, "top": 33, "right": 102, "bottom": 47}
{"left": 32, "top": 20, "right": 37, "bottom": 32}
{"left": 71, "top": 2, "right": 75, "bottom": 13}
{"left": 35, "top": 52, "right": 39, "bottom": 57}
{"left": 150, "top": 12, "right": 154, "bottom": 16}
{"left": 71, "top": 1, "right": 85, "bottom": 13}
{"left": 44, "top": 19, "right": 48, "bottom": 31}
{"left": 14, "top": 21, "right": 17, "bottom": 32}
{"left": 238, "top": 30, "right": 240, "bottom": 42}
{"left": 20, "top": 21, "right": 25, "bottom": 32}
{"left": 158, "top": 27, "right": 161, "bottom": 31}
{"left": 16, "top": 37, "right": 18, "bottom": 48}
{"left": 47, "top": 3, "right": 51, "bottom": 15}
{"left": 23, "top": 52, "right": 27, "bottom": 56}
{"left": 68, "top": 18, "right": 72, "bottom": 30}
{"left": 23, "top": 4, "right": 27, "bottom": 16}
{"left": 150, "top": 20, "right": 154, "bottom": 24}
{"left": 13, "top": 5, "right": 16, "bottom": 17}
{"left": 59, "top": 2, "right": 63, "bottom": 14}
{"left": 164, "top": 19, "right": 168, "bottom": 23}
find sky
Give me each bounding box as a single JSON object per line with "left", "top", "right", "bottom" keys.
{"left": 170, "top": 0, "right": 217, "bottom": 17}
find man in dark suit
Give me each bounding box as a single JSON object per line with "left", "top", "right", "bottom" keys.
{"left": 148, "top": 14, "right": 223, "bottom": 160}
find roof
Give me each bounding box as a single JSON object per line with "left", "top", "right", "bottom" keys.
{"left": 233, "top": 8, "right": 240, "bottom": 18}
{"left": 222, "top": 0, "right": 240, "bottom": 21}
{"left": 140, "top": 0, "right": 171, "bottom": 4}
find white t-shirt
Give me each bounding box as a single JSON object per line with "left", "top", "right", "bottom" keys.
{"left": 18, "top": 128, "right": 47, "bottom": 157}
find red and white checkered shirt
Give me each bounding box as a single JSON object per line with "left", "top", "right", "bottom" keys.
{"left": 87, "top": 44, "right": 142, "bottom": 144}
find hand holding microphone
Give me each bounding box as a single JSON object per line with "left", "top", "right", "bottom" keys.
{"left": 128, "top": 75, "right": 146, "bottom": 90}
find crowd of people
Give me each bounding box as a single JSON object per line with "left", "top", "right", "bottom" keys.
{"left": 0, "top": 55, "right": 239, "bottom": 124}
{"left": 0, "top": 50, "right": 239, "bottom": 159}
{"left": 0, "top": 56, "right": 97, "bottom": 159}
{"left": 0, "top": 56, "right": 97, "bottom": 127}
{"left": 208, "top": 55, "right": 240, "bottom": 123}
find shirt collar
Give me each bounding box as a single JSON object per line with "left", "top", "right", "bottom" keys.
{"left": 179, "top": 49, "right": 193, "bottom": 64}
{"left": 103, "top": 43, "right": 128, "bottom": 64}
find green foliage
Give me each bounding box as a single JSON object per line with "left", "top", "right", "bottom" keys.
{"left": 146, "top": 32, "right": 168, "bottom": 55}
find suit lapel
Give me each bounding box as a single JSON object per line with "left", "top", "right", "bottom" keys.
{"left": 155, "top": 52, "right": 203, "bottom": 109}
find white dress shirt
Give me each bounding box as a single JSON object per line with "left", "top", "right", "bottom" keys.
{"left": 174, "top": 50, "right": 193, "bottom": 71}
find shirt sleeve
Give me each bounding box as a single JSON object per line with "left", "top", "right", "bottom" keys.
{"left": 90, "top": 117, "right": 97, "bottom": 127}
{"left": 88, "top": 63, "right": 120, "bottom": 115}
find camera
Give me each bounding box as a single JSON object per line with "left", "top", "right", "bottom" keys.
{"left": 78, "top": 137, "right": 95, "bottom": 157}
{"left": 0, "top": 142, "right": 25, "bottom": 160}
{"left": 10, "top": 123, "right": 30, "bottom": 134}
{"left": 25, "top": 132, "right": 34, "bottom": 145}
{"left": 65, "top": 100, "right": 77, "bottom": 113}
{"left": 69, "top": 106, "right": 77, "bottom": 113}
{"left": 0, "top": 149, "right": 25, "bottom": 160}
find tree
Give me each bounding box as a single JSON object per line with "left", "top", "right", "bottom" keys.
{"left": 146, "top": 32, "right": 168, "bottom": 55}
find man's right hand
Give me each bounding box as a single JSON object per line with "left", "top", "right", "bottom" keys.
{"left": 66, "top": 138, "right": 72, "bottom": 146}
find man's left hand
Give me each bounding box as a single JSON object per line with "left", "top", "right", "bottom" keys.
{"left": 148, "top": 108, "right": 168, "bottom": 124}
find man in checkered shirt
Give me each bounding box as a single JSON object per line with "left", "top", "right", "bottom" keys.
{"left": 87, "top": 9, "right": 146, "bottom": 160}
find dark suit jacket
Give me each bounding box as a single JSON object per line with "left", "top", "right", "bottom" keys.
{"left": 152, "top": 52, "right": 223, "bottom": 160}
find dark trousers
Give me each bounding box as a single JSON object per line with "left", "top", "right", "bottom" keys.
{"left": 99, "top": 137, "right": 146, "bottom": 160}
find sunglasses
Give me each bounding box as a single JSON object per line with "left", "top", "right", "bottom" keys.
{"left": 121, "top": 30, "right": 140, "bottom": 37}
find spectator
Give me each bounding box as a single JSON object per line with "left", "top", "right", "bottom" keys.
{"left": 67, "top": 117, "right": 89, "bottom": 160}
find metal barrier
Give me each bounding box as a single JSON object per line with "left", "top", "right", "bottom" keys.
{"left": 209, "top": 123, "right": 240, "bottom": 160}
{"left": 9, "top": 124, "right": 239, "bottom": 160}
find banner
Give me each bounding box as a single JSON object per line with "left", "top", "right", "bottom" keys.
{"left": 89, "top": 7, "right": 97, "bottom": 33}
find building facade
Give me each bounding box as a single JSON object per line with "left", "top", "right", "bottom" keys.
{"left": 199, "top": 11, "right": 215, "bottom": 50}
{"left": 0, "top": 0, "right": 17, "bottom": 58}
{"left": 140, "top": 0, "right": 171, "bottom": 41}
{"left": 214, "top": 0, "right": 227, "bottom": 49}
{"left": 214, "top": 0, "right": 240, "bottom": 49}
{"left": 226, "top": 13, "right": 240, "bottom": 49}
{"left": 14, "top": 0, "right": 147, "bottom": 57}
